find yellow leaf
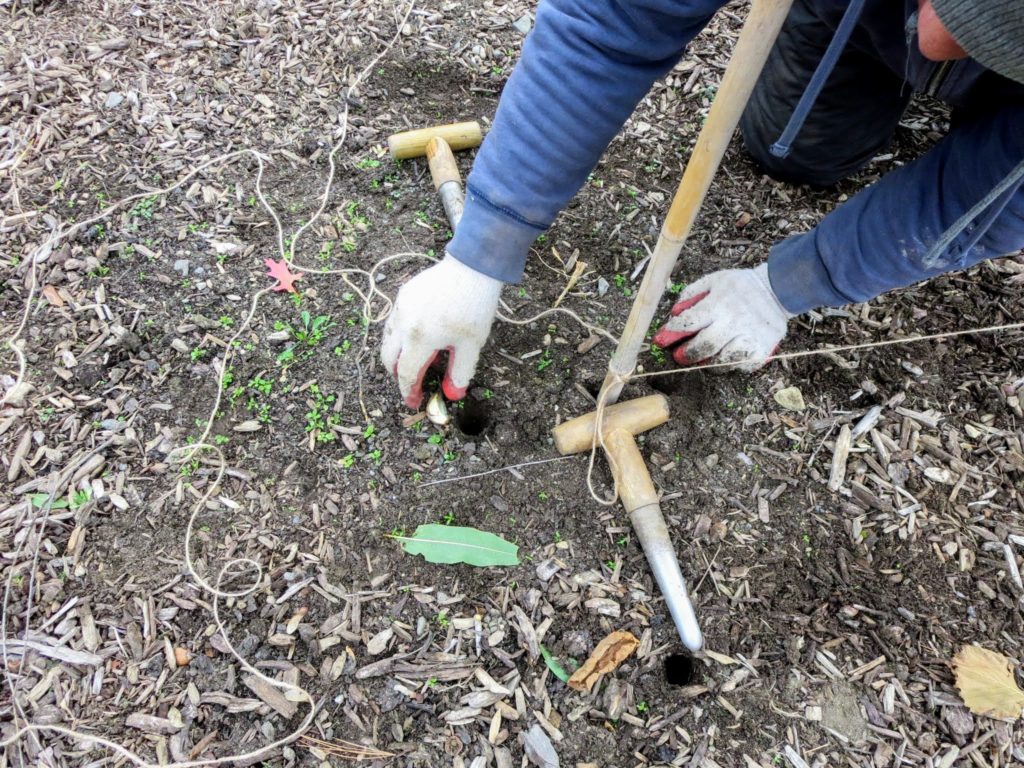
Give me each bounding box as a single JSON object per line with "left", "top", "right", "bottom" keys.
{"left": 953, "top": 645, "right": 1024, "bottom": 721}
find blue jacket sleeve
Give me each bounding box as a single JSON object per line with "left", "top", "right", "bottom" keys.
{"left": 769, "top": 104, "right": 1024, "bottom": 314}
{"left": 448, "top": 0, "right": 725, "bottom": 283}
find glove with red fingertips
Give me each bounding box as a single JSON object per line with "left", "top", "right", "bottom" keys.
{"left": 381, "top": 254, "right": 503, "bottom": 408}
{"left": 652, "top": 264, "right": 793, "bottom": 372}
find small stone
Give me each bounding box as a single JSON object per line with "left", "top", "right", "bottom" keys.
{"left": 493, "top": 421, "right": 518, "bottom": 446}
{"left": 3, "top": 381, "right": 35, "bottom": 407}
{"left": 512, "top": 13, "right": 533, "bottom": 35}
{"left": 563, "top": 630, "right": 591, "bottom": 658}
{"left": 366, "top": 628, "right": 394, "bottom": 656}
{"left": 104, "top": 92, "right": 125, "bottom": 109}
{"left": 774, "top": 386, "right": 806, "bottom": 411}
{"left": 173, "top": 259, "right": 190, "bottom": 276}
{"left": 535, "top": 559, "right": 560, "bottom": 582}
{"left": 174, "top": 647, "right": 191, "bottom": 667}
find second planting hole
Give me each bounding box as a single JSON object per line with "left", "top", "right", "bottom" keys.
{"left": 455, "top": 397, "right": 490, "bottom": 436}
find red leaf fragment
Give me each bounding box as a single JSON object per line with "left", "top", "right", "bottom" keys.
{"left": 264, "top": 258, "right": 302, "bottom": 294}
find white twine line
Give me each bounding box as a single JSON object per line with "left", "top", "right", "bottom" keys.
{"left": 581, "top": 320, "right": 1024, "bottom": 506}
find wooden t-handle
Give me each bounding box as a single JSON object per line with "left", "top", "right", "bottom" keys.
{"left": 387, "top": 121, "right": 483, "bottom": 160}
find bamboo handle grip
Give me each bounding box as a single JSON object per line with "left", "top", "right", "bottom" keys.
{"left": 551, "top": 394, "right": 670, "bottom": 456}
{"left": 426, "top": 137, "right": 461, "bottom": 190}
{"left": 388, "top": 121, "right": 483, "bottom": 160}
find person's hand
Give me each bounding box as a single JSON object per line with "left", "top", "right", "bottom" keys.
{"left": 652, "top": 264, "right": 793, "bottom": 372}
{"left": 381, "top": 254, "right": 503, "bottom": 408}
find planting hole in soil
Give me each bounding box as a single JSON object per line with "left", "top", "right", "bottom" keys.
{"left": 664, "top": 653, "right": 697, "bottom": 686}
{"left": 455, "top": 395, "right": 490, "bottom": 436}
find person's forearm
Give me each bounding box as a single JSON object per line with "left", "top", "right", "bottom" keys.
{"left": 769, "top": 104, "right": 1024, "bottom": 314}
{"left": 449, "top": 0, "right": 725, "bottom": 283}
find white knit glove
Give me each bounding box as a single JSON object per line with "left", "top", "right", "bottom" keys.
{"left": 381, "top": 254, "right": 503, "bottom": 408}
{"left": 652, "top": 264, "right": 794, "bottom": 372}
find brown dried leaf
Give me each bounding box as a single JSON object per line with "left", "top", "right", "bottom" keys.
{"left": 567, "top": 630, "right": 638, "bottom": 692}
{"left": 42, "top": 284, "right": 65, "bottom": 307}
{"left": 953, "top": 645, "right": 1024, "bottom": 720}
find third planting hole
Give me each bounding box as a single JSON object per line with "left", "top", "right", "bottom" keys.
{"left": 664, "top": 654, "right": 697, "bottom": 686}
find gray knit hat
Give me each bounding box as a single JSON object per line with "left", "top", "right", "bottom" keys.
{"left": 931, "top": 0, "right": 1024, "bottom": 84}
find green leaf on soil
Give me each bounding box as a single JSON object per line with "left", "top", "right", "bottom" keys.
{"left": 30, "top": 493, "right": 69, "bottom": 510}
{"left": 540, "top": 644, "right": 571, "bottom": 683}
{"left": 393, "top": 524, "right": 519, "bottom": 567}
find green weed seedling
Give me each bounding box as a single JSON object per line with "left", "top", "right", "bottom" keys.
{"left": 295, "top": 311, "right": 336, "bottom": 347}
{"left": 70, "top": 488, "right": 92, "bottom": 508}
{"left": 536, "top": 350, "right": 553, "bottom": 373}
{"left": 613, "top": 273, "right": 633, "bottom": 297}
{"left": 304, "top": 383, "right": 341, "bottom": 443}
{"left": 129, "top": 195, "right": 158, "bottom": 223}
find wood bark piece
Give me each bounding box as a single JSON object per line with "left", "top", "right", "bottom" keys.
{"left": 125, "top": 713, "right": 182, "bottom": 734}
{"left": 242, "top": 675, "right": 298, "bottom": 718}
{"left": 6, "top": 638, "right": 102, "bottom": 666}
{"left": 524, "top": 723, "right": 559, "bottom": 768}
{"left": 567, "top": 630, "right": 639, "bottom": 693}
{"left": 828, "top": 424, "right": 852, "bottom": 491}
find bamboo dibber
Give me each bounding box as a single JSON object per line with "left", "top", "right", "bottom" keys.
{"left": 553, "top": 0, "right": 795, "bottom": 655}
{"left": 601, "top": 0, "right": 794, "bottom": 403}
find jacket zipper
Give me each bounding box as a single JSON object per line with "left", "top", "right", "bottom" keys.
{"left": 925, "top": 60, "right": 952, "bottom": 97}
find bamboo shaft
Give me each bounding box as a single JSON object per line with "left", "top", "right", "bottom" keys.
{"left": 426, "top": 137, "right": 461, "bottom": 189}
{"left": 604, "top": 428, "right": 704, "bottom": 652}
{"left": 427, "top": 137, "right": 466, "bottom": 228}
{"left": 602, "top": 0, "right": 794, "bottom": 404}
{"left": 603, "top": 428, "right": 659, "bottom": 512}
